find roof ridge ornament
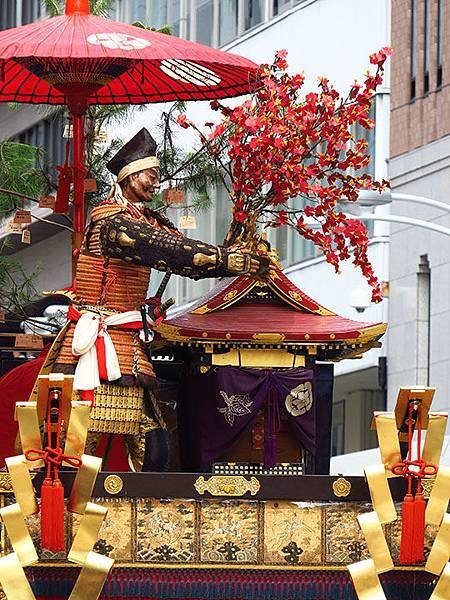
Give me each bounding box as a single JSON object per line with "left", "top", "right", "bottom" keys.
{"left": 65, "top": 0, "right": 90, "bottom": 15}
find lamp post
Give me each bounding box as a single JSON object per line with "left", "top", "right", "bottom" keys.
{"left": 355, "top": 189, "right": 450, "bottom": 213}
{"left": 342, "top": 189, "right": 449, "bottom": 392}
{"left": 344, "top": 213, "right": 450, "bottom": 237}
{"left": 339, "top": 190, "right": 450, "bottom": 237}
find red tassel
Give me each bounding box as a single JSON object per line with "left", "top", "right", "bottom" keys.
{"left": 50, "top": 479, "right": 65, "bottom": 552}
{"left": 54, "top": 165, "right": 72, "bottom": 214}
{"left": 411, "top": 491, "right": 426, "bottom": 563}
{"left": 95, "top": 334, "right": 108, "bottom": 381}
{"left": 399, "top": 492, "right": 414, "bottom": 564}
{"left": 40, "top": 478, "right": 65, "bottom": 552}
{"left": 40, "top": 478, "right": 54, "bottom": 550}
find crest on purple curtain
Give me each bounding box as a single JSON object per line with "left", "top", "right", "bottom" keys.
{"left": 217, "top": 391, "right": 253, "bottom": 426}
{"left": 178, "top": 366, "right": 316, "bottom": 469}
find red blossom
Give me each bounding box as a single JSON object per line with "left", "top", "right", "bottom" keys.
{"left": 369, "top": 46, "right": 393, "bottom": 66}
{"left": 176, "top": 114, "right": 190, "bottom": 129}
{"left": 182, "top": 48, "right": 392, "bottom": 303}
{"left": 209, "top": 122, "right": 227, "bottom": 140}
{"left": 234, "top": 210, "right": 247, "bottom": 223}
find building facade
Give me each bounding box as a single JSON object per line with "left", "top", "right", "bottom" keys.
{"left": 388, "top": 0, "right": 450, "bottom": 413}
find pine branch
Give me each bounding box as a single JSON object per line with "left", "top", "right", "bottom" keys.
{"left": 91, "top": 0, "right": 112, "bottom": 17}
{"left": 42, "top": 0, "right": 62, "bottom": 16}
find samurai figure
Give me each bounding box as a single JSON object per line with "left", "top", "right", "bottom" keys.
{"left": 41, "top": 128, "right": 269, "bottom": 471}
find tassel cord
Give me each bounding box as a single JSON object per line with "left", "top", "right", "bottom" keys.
{"left": 416, "top": 404, "right": 423, "bottom": 494}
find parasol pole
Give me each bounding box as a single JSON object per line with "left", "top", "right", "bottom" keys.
{"left": 65, "top": 0, "right": 90, "bottom": 14}
{"left": 68, "top": 100, "right": 87, "bottom": 279}
{"left": 71, "top": 111, "right": 86, "bottom": 248}
{"left": 65, "top": 0, "right": 90, "bottom": 279}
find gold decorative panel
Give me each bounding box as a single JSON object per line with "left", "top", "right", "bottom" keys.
{"left": 264, "top": 502, "right": 322, "bottom": 565}
{"left": 199, "top": 501, "right": 259, "bottom": 563}
{"left": 136, "top": 499, "right": 195, "bottom": 563}
{"left": 324, "top": 504, "right": 371, "bottom": 564}
{"left": 72, "top": 499, "right": 133, "bottom": 562}
{"left": 194, "top": 475, "right": 260, "bottom": 497}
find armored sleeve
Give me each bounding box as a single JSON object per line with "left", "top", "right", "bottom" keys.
{"left": 99, "top": 213, "right": 269, "bottom": 279}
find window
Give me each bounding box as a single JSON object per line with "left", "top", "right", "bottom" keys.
{"left": 273, "top": 226, "right": 288, "bottom": 263}
{"left": 273, "top": 0, "right": 292, "bottom": 16}
{"left": 17, "top": 117, "right": 66, "bottom": 177}
{"left": 119, "top": 0, "right": 148, "bottom": 23}
{"left": 289, "top": 228, "right": 316, "bottom": 264}
{"left": 22, "top": 0, "right": 44, "bottom": 25}
{"left": 331, "top": 400, "right": 345, "bottom": 457}
{"left": 0, "top": 0, "right": 17, "bottom": 30}
{"left": 437, "top": 0, "right": 443, "bottom": 88}
{"left": 244, "top": 0, "right": 264, "bottom": 31}
{"left": 352, "top": 101, "right": 376, "bottom": 179}
{"left": 215, "top": 185, "right": 233, "bottom": 245}
{"left": 410, "top": 0, "right": 417, "bottom": 100}
{"left": 196, "top": 0, "right": 214, "bottom": 46}
{"left": 423, "top": 0, "right": 429, "bottom": 94}
{"left": 150, "top": 0, "right": 168, "bottom": 29}
{"left": 219, "top": 1, "right": 239, "bottom": 46}
{"left": 171, "top": 0, "right": 181, "bottom": 36}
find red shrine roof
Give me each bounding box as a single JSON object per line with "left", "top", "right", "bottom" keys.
{"left": 157, "top": 267, "right": 386, "bottom": 357}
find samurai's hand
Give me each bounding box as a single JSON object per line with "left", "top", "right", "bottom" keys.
{"left": 224, "top": 249, "right": 271, "bottom": 278}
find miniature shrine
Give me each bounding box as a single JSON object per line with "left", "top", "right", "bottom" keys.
{"left": 156, "top": 263, "right": 386, "bottom": 476}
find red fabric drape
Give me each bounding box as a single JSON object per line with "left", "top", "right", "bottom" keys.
{"left": 0, "top": 346, "right": 130, "bottom": 471}
{"left": 0, "top": 347, "right": 50, "bottom": 468}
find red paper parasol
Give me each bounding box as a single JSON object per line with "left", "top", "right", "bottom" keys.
{"left": 0, "top": 0, "right": 258, "bottom": 248}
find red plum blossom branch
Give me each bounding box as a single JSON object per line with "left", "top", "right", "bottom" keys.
{"left": 176, "top": 47, "right": 393, "bottom": 302}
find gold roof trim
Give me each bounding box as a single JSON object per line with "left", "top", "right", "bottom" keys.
{"left": 269, "top": 282, "right": 336, "bottom": 316}
{"left": 155, "top": 323, "right": 191, "bottom": 343}
{"left": 352, "top": 323, "right": 387, "bottom": 344}
{"left": 191, "top": 279, "right": 257, "bottom": 314}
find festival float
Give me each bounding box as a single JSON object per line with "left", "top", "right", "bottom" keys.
{"left": 0, "top": 2, "right": 448, "bottom": 599}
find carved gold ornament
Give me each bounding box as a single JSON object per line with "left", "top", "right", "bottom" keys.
{"left": 194, "top": 475, "right": 260, "bottom": 497}
{"left": 223, "top": 289, "right": 238, "bottom": 302}
{"left": 332, "top": 477, "right": 351, "bottom": 498}
{"left": 421, "top": 477, "right": 435, "bottom": 499}
{"left": 288, "top": 290, "right": 302, "bottom": 302}
{"left": 0, "top": 474, "right": 13, "bottom": 494}
{"left": 104, "top": 474, "right": 124, "bottom": 495}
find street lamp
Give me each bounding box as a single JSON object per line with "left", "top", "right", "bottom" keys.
{"left": 338, "top": 190, "right": 450, "bottom": 237}
{"left": 355, "top": 189, "right": 450, "bottom": 213}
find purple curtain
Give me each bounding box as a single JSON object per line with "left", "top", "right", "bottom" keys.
{"left": 178, "top": 366, "right": 315, "bottom": 469}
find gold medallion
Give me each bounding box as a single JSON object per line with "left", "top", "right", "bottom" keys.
{"left": 332, "top": 477, "right": 351, "bottom": 498}
{"left": 103, "top": 474, "right": 124, "bottom": 495}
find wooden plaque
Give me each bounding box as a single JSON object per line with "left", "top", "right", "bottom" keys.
{"left": 178, "top": 215, "right": 197, "bottom": 229}
{"left": 6, "top": 222, "right": 22, "bottom": 234}
{"left": 39, "top": 195, "right": 56, "bottom": 209}
{"left": 13, "top": 209, "right": 32, "bottom": 224}
{"left": 21, "top": 229, "right": 31, "bottom": 244}
{"left": 15, "top": 334, "right": 43, "bottom": 349}
{"left": 163, "top": 188, "right": 185, "bottom": 204}
{"left": 37, "top": 373, "right": 74, "bottom": 422}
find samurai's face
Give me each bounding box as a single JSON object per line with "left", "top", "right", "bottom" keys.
{"left": 122, "top": 167, "right": 160, "bottom": 203}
